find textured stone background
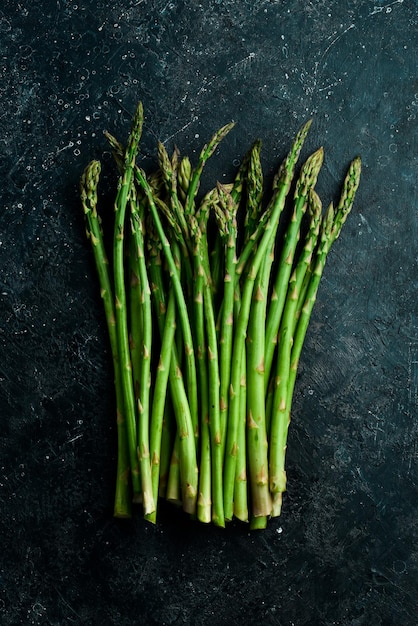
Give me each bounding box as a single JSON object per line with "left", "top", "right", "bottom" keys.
{"left": 0, "top": 1, "right": 417, "bottom": 624}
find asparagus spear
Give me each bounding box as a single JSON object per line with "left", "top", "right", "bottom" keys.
{"left": 223, "top": 119, "right": 312, "bottom": 521}
{"left": 270, "top": 157, "right": 361, "bottom": 515}
{"left": 268, "top": 188, "right": 322, "bottom": 514}
{"left": 135, "top": 166, "right": 199, "bottom": 445}
{"left": 189, "top": 197, "right": 225, "bottom": 526}
{"left": 234, "top": 123, "right": 311, "bottom": 283}
{"left": 145, "top": 285, "right": 176, "bottom": 523}
{"left": 233, "top": 348, "right": 248, "bottom": 522}
{"left": 203, "top": 264, "right": 224, "bottom": 527}
{"left": 145, "top": 226, "right": 175, "bottom": 500}
{"left": 243, "top": 141, "right": 272, "bottom": 522}
{"left": 246, "top": 251, "right": 274, "bottom": 519}
{"left": 243, "top": 139, "right": 263, "bottom": 245}
{"left": 264, "top": 147, "right": 324, "bottom": 390}
{"left": 178, "top": 154, "right": 192, "bottom": 205}
{"left": 129, "top": 193, "right": 155, "bottom": 517}
{"left": 184, "top": 122, "right": 235, "bottom": 216}
{"left": 157, "top": 143, "right": 192, "bottom": 266}
{"left": 190, "top": 217, "right": 212, "bottom": 524}
{"left": 289, "top": 156, "right": 362, "bottom": 403}
{"left": 104, "top": 128, "right": 152, "bottom": 511}
{"left": 112, "top": 102, "right": 145, "bottom": 504}
{"left": 213, "top": 184, "right": 238, "bottom": 462}
{"left": 141, "top": 199, "right": 199, "bottom": 514}
{"left": 210, "top": 144, "right": 249, "bottom": 310}
{"left": 80, "top": 160, "right": 132, "bottom": 518}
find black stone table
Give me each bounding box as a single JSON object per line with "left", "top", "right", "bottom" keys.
{"left": 1, "top": 1, "right": 417, "bottom": 624}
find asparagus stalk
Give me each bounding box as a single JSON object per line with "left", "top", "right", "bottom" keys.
{"left": 270, "top": 157, "right": 361, "bottom": 514}
{"left": 157, "top": 143, "right": 193, "bottom": 283}
{"left": 246, "top": 250, "right": 273, "bottom": 519}
{"left": 264, "top": 147, "right": 324, "bottom": 390}
{"left": 190, "top": 218, "right": 212, "bottom": 524}
{"left": 129, "top": 198, "right": 155, "bottom": 516}
{"left": 189, "top": 199, "right": 225, "bottom": 526}
{"left": 243, "top": 139, "right": 263, "bottom": 245}
{"left": 166, "top": 434, "right": 182, "bottom": 505}
{"left": 213, "top": 184, "right": 238, "bottom": 461}
{"left": 146, "top": 229, "right": 199, "bottom": 515}
{"left": 178, "top": 154, "right": 192, "bottom": 205}
{"left": 223, "top": 119, "right": 312, "bottom": 521}
{"left": 268, "top": 188, "right": 322, "bottom": 514}
{"left": 233, "top": 345, "right": 248, "bottom": 522}
{"left": 128, "top": 235, "right": 143, "bottom": 407}
{"left": 104, "top": 131, "right": 148, "bottom": 507}
{"left": 184, "top": 122, "right": 235, "bottom": 216}
{"left": 197, "top": 410, "right": 212, "bottom": 522}
{"left": 158, "top": 144, "right": 189, "bottom": 237}
{"left": 203, "top": 273, "right": 224, "bottom": 527}
{"left": 234, "top": 124, "right": 310, "bottom": 283}
{"left": 331, "top": 156, "right": 362, "bottom": 244}
{"left": 145, "top": 230, "right": 175, "bottom": 499}
{"left": 135, "top": 166, "right": 199, "bottom": 447}
{"left": 243, "top": 142, "right": 271, "bottom": 522}
{"left": 209, "top": 230, "right": 224, "bottom": 311}
{"left": 289, "top": 157, "right": 362, "bottom": 402}
{"left": 80, "top": 160, "right": 132, "bottom": 518}
{"left": 210, "top": 141, "right": 250, "bottom": 311}
{"left": 146, "top": 285, "right": 176, "bottom": 522}
{"left": 112, "top": 102, "right": 145, "bottom": 500}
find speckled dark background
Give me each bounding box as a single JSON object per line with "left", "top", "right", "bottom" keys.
{"left": 1, "top": 1, "right": 417, "bottom": 624}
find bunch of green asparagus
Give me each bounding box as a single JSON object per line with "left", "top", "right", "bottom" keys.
{"left": 80, "top": 102, "right": 361, "bottom": 529}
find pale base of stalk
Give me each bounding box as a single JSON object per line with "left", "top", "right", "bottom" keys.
{"left": 270, "top": 468, "right": 286, "bottom": 517}
{"left": 142, "top": 492, "right": 156, "bottom": 518}
{"left": 182, "top": 484, "right": 198, "bottom": 515}
{"left": 251, "top": 483, "right": 272, "bottom": 518}
{"left": 139, "top": 455, "right": 156, "bottom": 517}
{"left": 270, "top": 468, "right": 287, "bottom": 496}
{"left": 271, "top": 492, "right": 283, "bottom": 517}
{"left": 166, "top": 441, "right": 182, "bottom": 505}
{"left": 197, "top": 492, "right": 212, "bottom": 524}
{"left": 233, "top": 467, "right": 249, "bottom": 522}
{"left": 197, "top": 413, "right": 211, "bottom": 523}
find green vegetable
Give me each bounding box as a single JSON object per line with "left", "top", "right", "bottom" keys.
{"left": 80, "top": 102, "right": 361, "bottom": 528}
{"left": 80, "top": 160, "right": 131, "bottom": 519}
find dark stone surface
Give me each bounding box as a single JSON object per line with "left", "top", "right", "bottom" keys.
{"left": 0, "top": 1, "right": 417, "bottom": 624}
